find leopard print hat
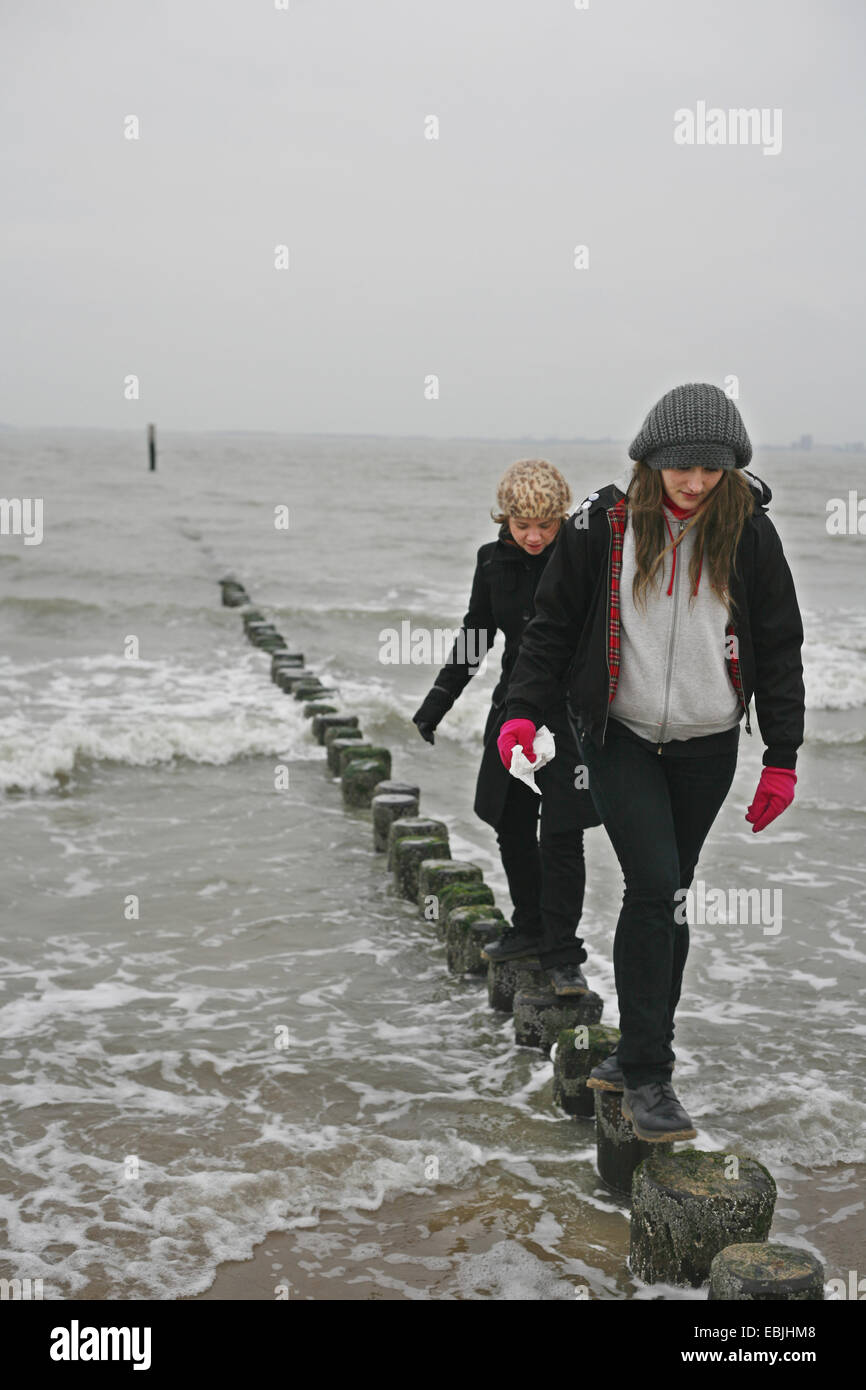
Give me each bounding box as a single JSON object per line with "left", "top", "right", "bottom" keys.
{"left": 494, "top": 459, "right": 572, "bottom": 523}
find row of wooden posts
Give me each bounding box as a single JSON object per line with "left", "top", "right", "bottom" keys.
{"left": 219, "top": 573, "right": 826, "bottom": 1301}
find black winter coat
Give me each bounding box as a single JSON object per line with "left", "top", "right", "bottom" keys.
{"left": 505, "top": 475, "right": 805, "bottom": 770}
{"left": 429, "top": 525, "right": 600, "bottom": 827}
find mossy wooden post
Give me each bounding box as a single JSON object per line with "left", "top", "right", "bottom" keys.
{"left": 371, "top": 793, "right": 419, "bottom": 851}
{"left": 434, "top": 882, "right": 495, "bottom": 941}
{"left": 512, "top": 978, "right": 554, "bottom": 1047}
{"left": 303, "top": 701, "right": 338, "bottom": 719}
{"left": 392, "top": 836, "right": 450, "bottom": 901}
{"left": 594, "top": 1090, "right": 670, "bottom": 1195}
{"left": 708, "top": 1243, "right": 825, "bottom": 1301}
{"left": 342, "top": 756, "right": 391, "bottom": 807}
{"left": 553, "top": 1024, "right": 620, "bottom": 1118}
{"left": 510, "top": 964, "right": 552, "bottom": 1009}
{"left": 294, "top": 681, "right": 336, "bottom": 702}
{"left": 276, "top": 668, "right": 312, "bottom": 691}
{"left": 325, "top": 728, "right": 364, "bottom": 773}
{"left": 323, "top": 725, "right": 360, "bottom": 748}
{"left": 373, "top": 780, "right": 420, "bottom": 802}
{"left": 278, "top": 673, "right": 335, "bottom": 700}
{"left": 318, "top": 713, "right": 359, "bottom": 747}
{"left": 271, "top": 652, "right": 305, "bottom": 680}
{"left": 513, "top": 987, "right": 604, "bottom": 1054}
{"left": 487, "top": 952, "right": 540, "bottom": 1013}
{"left": 220, "top": 576, "right": 248, "bottom": 607}
{"left": 339, "top": 744, "right": 390, "bottom": 776}
{"left": 148, "top": 422, "right": 157, "bottom": 471}
{"left": 315, "top": 712, "right": 360, "bottom": 744}
{"left": 247, "top": 622, "right": 280, "bottom": 647}
{"left": 446, "top": 907, "right": 505, "bottom": 974}
{"left": 336, "top": 744, "right": 385, "bottom": 777}
{"left": 630, "top": 1151, "right": 777, "bottom": 1287}
{"left": 416, "top": 860, "right": 482, "bottom": 908}
{"left": 327, "top": 738, "right": 368, "bottom": 773}
{"left": 386, "top": 818, "right": 449, "bottom": 871}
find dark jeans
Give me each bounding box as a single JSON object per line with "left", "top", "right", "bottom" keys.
{"left": 495, "top": 743, "right": 589, "bottom": 971}
{"left": 578, "top": 719, "right": 738, "bottom": 1088}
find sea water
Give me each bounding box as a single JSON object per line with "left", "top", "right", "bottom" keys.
{"left": 0, "top": 429, "right": 863, "bottom": 1299}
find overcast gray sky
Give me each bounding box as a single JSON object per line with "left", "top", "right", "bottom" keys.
{"left": 2, "top": 0, "right": 864, "bottom": 442}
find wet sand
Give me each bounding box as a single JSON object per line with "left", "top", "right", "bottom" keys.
{"left": 193, "top": 1157, "right": 866, "bottom": 1301}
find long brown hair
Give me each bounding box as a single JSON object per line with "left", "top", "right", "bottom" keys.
{"left": 627, "top": 461, "right": 754, "bottom": 617}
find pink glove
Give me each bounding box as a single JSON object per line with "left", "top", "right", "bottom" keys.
{"left": 745, "top": 767, "right": 797, "bottom": 833}
{"left": 497, "top": 718, "right": 537, "bottom": 769}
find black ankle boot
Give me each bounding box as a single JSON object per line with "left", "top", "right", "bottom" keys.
{"left": 481, "top": 926, "right": 541, "bottom": 963}
{"left": 586, "top": 1054, "right": 674, "bottom": 1093}
{"left": 546, "top": 963, "right": 589, "bottom": 996}
{"left": 621, "top": 1081, "right": 696, "bottom": 1142}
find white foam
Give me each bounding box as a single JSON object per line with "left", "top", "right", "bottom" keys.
{"left": 0, "top": 653, "right": 320, "bottom": 792}
{"left": 452, "top": 1240, "right": 597, "bottom": 1301}
{"left": 802, "top": 611, "right": 866, "bottom": 711}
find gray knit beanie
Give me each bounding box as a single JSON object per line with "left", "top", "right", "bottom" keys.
{"left": 628, "top": 383, "right": 752, "bottom": 470}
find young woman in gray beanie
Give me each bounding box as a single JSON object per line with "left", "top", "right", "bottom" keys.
{"left": 412, "top": 459, "right": 601, "bottom": 996}
{"left": 498, "top": 385, "right": 805, "bottom": 1141}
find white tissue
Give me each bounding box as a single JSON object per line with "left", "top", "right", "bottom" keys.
{"left": 508, "top": 725, "right": 556, "bottom": 794}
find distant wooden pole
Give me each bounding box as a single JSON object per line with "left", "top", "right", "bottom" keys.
{"left": 147, "top": 423, "right": 156, "bottom": 471}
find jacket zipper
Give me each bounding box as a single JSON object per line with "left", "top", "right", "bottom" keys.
{"left": 657, "top": 519, "right": 686, "bottom": 753}
{"left": 602, "top": 510, "right": 613, "bottom": 746}
{"left": 740, "top": 682, "right": 753, "bottom": 736}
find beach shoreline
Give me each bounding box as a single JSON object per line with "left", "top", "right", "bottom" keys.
{"left": 191, "top": 1162, "right": 866, "bottom": 1301}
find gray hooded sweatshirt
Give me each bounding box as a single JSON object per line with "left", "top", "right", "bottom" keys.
{"left": 609, "top": 470, "right": 741, "bottom": 745}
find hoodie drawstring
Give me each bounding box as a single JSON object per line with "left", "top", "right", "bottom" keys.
{"left": 662, "top": 510, "right": 703, "bottom": 597}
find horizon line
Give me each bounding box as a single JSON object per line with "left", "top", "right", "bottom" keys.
{"left": 1, "top": 423, "right": 859, "bottom": 451}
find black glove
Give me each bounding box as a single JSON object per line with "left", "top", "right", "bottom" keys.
{"left": 412, "top": 686, "right": 454, "bottom": 745}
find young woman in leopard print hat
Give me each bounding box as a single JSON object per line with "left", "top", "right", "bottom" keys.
{"left": 412, "top": 459, "right": 600, "bottom": 997}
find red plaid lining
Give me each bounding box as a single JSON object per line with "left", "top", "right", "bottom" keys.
{"left": 726, "top": 618, "right": 745, "bottom": 710}
{"left": 607, "top": 498, "right": 627, "bottom": 702}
